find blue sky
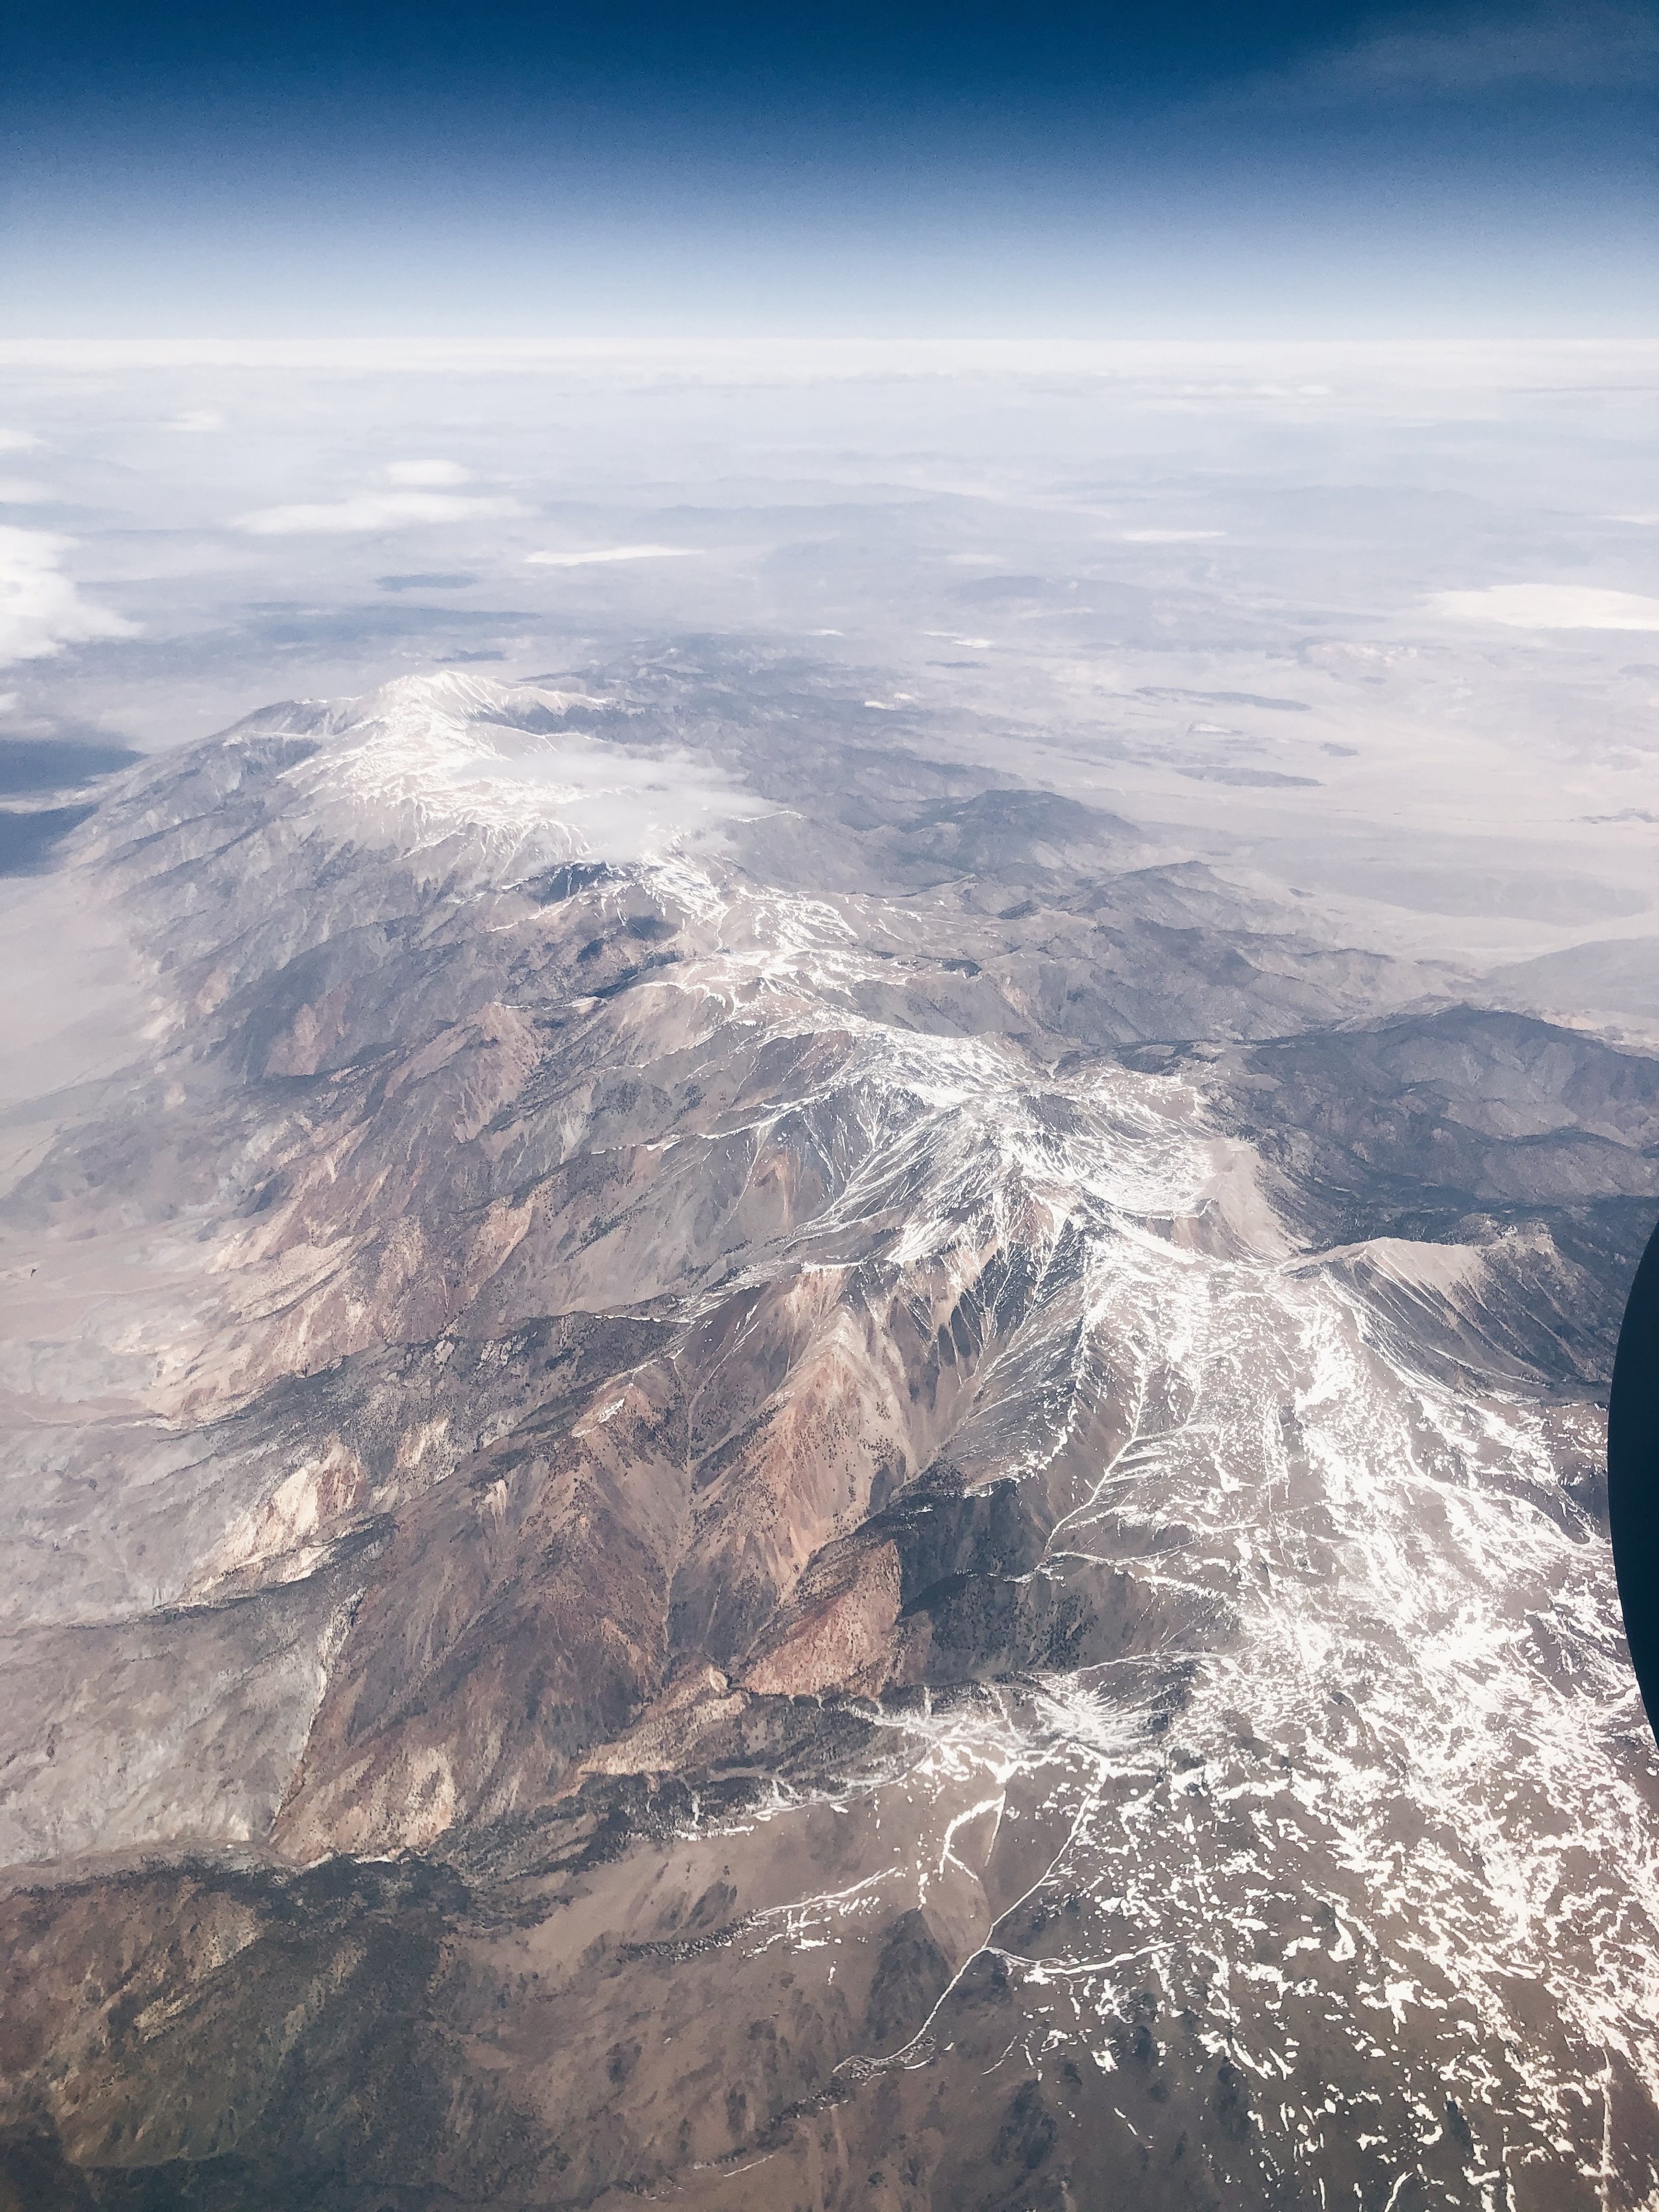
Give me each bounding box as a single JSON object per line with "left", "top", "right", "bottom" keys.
{"left": 2, "top": 1, "right": 1655, "bottom": 333}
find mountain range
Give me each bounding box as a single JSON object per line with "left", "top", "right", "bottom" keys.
{"left": 2, "top": 661, "right": 1656, "bottom": 2212}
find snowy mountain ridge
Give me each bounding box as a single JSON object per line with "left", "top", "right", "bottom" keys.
{"left": 2, "top": 667, "right": 1656, "bottom": 2211}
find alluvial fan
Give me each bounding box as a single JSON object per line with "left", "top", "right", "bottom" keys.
{"left": 2, "top": 668, "right": 1656, "bottom": 2211}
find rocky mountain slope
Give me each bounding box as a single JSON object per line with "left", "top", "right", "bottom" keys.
{"left": 2, "top": 666, "right": 1656, "bottom": 2211}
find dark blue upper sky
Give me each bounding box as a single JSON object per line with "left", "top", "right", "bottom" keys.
{"left": 8, "top": 0, "right": 1471, "bottom": 92}
{"left": 3, "top": 0, "right": 1655, "bottom": 334}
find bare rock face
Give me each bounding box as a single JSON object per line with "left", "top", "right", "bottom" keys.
{"left": 2, "top": 666, "right": 1656, "bottom": 2210}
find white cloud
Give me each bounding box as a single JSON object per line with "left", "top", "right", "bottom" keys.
{"left": 527, "top": 544, "right": 701, "bottom": 567}
{"left": 456, "top": 739, "right": 772, "bottom": 865}
{"left": 1118, "top": 530, "right": 1226, "bottom": 542}
{"left": 232, "top": 492, "right": 521, "bottom": 536}
{"left": 168, "top": 411, "right": 225, "bottom": 433}
{"left": 1431, "top": 584, "right": 1659, "bottom": 630}
{"left": 0, "top": 528, "right": 135, "bottom": 668}
{"left": 0, "top": 431, "right": 40, "bottom": 453}
{"left": 0, "top": 480, "right": 50, "bottom": 504}
{"left": 386, "top": 459, "right": 472, "bottom": 486}
{"left": 1240, "top": 4, "right": 1659, "bottom": 106}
